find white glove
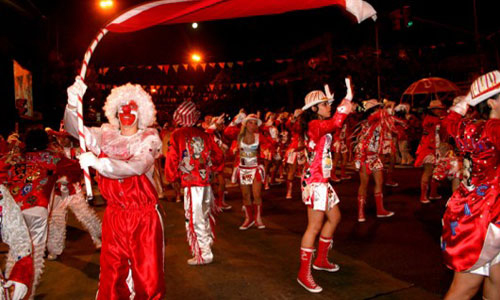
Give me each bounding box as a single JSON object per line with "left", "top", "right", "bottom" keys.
{"left": 345, "top": 77, "right": 354, "bottom": 101}
{"left": 450, "top": 94, "right": 470, "bottom": 116}
{"left": 233, "top": 113, "right": 246, "bottom": 125}
{"left": 67, "top": 76, "right": 87, "bottom": 108}
{"left": 337, "top": 99, "right": 353, "bottom": 114}
{"left": 79, "top": 151, "right": 99, "bottom": 169}
{"left": 4, "top": 281, "right": 28, "bottom": 300}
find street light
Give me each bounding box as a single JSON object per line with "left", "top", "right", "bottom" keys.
{"left": 191, "top": 53, "right": 202, "bottom": 62}
{"left": 99, "top": 0, "right": 114, "bottom": 9}
{"left": 192, "top": 22, "right": 199, "bottom": 29}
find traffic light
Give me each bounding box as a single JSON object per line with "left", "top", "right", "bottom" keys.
{"left": 402, "top": 5, "right": 413, "bottom": 28}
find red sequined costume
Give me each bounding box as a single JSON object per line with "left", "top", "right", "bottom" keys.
{"left": 354, "top": 109, "right": 401, "bottom": 174}
{"left": 301, "top": 112, "right": 348, "bottom": 210}
{"left": 441, "top": 110, "right": 500, "bottom": 274}
{"left": 165, "top": 125, "right": 223, "bottom": 264}
{"left": 415, "top": 115, "right": 446, "bottom": 167}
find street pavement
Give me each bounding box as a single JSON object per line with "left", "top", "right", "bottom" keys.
{"left": 9, "top": 165, "right": 458, "bottom": 299}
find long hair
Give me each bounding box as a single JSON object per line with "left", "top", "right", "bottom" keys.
{"left": 300, "top": 107, "right": 319, "bottom": 139}
{"left": 237, "top": 124, "right": 247, "bottom": 142}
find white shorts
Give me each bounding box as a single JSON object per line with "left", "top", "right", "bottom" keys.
{"left": 301, "top": 182, "right": 340, "bottom": 212}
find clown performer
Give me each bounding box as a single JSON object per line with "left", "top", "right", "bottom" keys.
{"left": 165, "top": 101, "right": 223, "bottom": 265}
{"left": 261, "top": 112, "right": 281, "bottom": 190}
{"left": 414, "top": 99, "right": 448, "bottom": 204}
{"left": 64, "top": 79, "right": 165, "bottom": 299}
{"left": 224, "top": 114, "right": 274, "bottom": 230}
{"left": 353, "top": 99, "right": 403, "bottom": 222}
{"left": 440, "top": 71, "right": 500, "bottom": 299}
{"left": 45, "top": 130, "right": 102, "bottom": 261}
{"left": 205, "top": 114, "right": 232, "bottom": 210}
{"left": 0, "top": 185, "right": 32, "bottom": 300}
{"left": 0, "top": 127, "right": 80, "bottom": 300}
{"left": 284, "top": 109, "right": 307, "bottom": 199}
{"left": 296, "top": 79, "right": 353, "bottom": 293}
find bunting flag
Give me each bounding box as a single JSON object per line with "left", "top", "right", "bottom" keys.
{"left": 201, "top": 63, "right": 207, "bottom": 71}
{"left": 209, "top": 84, "right": 215, "bottom": 91}
{"left": 236, "top": 61, "right": 244, "bottom": 66}
{"left": 208, "top": 62, "right": 216, "bottom": 68}
{"left": 227, "top": 62, "right": 234, "bottom": 68}
{"left": 218, "top": 62, "right": 225, "bottom": 69}
{"left": 172, "top": 64, "right": 179, "bottom": 72}
{"left": 182, "top": 64, "right": 189, "bottom": 71}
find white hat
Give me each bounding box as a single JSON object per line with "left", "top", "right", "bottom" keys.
{"left": 428, "top": 99, "right": 446, "bottom": 109}
{"left": 302, "top": 90, "right": 333, "bottom": 110}
{"left": 243, "top": 114, "right": 262, "bottom": 126}
{"left": 469, "top": 70, "right": 500, "bottom": 106}
{"left": 362, "top": 99, "right": 382, "bottom": 111}
{"left": 173, "top": 101, "right": 201, "bottom": 127}
{"left": 394, "top": 103, "right": 410, "bottom": 113}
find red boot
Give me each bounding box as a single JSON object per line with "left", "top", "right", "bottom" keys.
{"left": 340, "top": 165, "right": 351, "bottom": 180}
{"left": 375, "top": 192, "right": 394, "bottom": 218}
{"left": 253, "top": 204, "right": 265, "bottom": 229}
{"left": 357, "top": 194, "right": 366, "bottom": 222}
{"left": 385, "top": 171, "right": 399, "bottom": 187}
{"left": 219, "top": 190, "right": 232, "bottom": 210}
{"left": 286, "top": 180, "right": 293, "bottom": 199}
{"left": 420, "top": 181, "right": 430, "bottom": 204}
{"left": 239, "top": 205, "right": 255, "bottom": 230}
{"left": 330, "top": 173, "right": 341, "bottom": 183}
{"left": 428, "top": 179, "right": 442, "bottom": 200}
{"left": 297, "top": 248, "right": 322, "bottom": 293}
{"left": 313, "top": 236, "right": 340, "bottom": 272}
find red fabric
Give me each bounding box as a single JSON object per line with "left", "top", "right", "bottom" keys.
{"left": 97, "top": 205, "right": 165, "bottom": 300}
{"left": 96, "top": 152, "right": 165, "bottom": 299}
{"left": 415, "top": 115, "right": 445, "bottom": 167}
{"left": 304, "top": 112, "right": 348, "bottom": 184}
{"left": 164, "top": 126, "right": 223, "bottom": 187}
{"left": 106, "top": 0, "right": 347, "bottom": 33}
{"left": 440, "top": 111, "right": 500, "bottom": 272}
{"left": 7, "top": 255, "right": 33, "bottom": 288}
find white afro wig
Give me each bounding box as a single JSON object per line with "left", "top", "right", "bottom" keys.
{"left": 103, "top": 83, "right": 156, "bottom": 129}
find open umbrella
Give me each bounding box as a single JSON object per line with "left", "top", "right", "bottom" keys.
{"left": 401, "top": 77, "right": 460, "bottom": 107}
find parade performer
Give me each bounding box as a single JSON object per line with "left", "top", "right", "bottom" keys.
{"left": 0, "top": 185, "right": 32, "bottom": 300}
{"left": 224, "top": 113, "right": 273, "bottom": 230}
{"left": 45, "top": 131, "right": 102, "bottom": 261}
{"left": 205, "top": 114, "right": 232, "bottom": 210}
{"left": 64, "top": 79, "right": 165, "bottom": 299}
{"left": 441, "top": 71, "right": 500, "bottom": 299}
{"left": 382, "top": 100, "right": 399, "bottom": 187}
{"left": 414, "top": 99, "right": 447, "bottom": 204}
{"left": 261, "top": 112, "right": 281, "bottom": 190}
{"left": 331, "top": 120, "right": 352, "bottom": 182}
{"left": 353, "top": 100, "right": 401, "bottom": 222}
{"left": 284, "top": 109, "right": 306, "bottom": 199}
{"left": 393, "top": 104, "right": 414, "bottom": 165}
{"left": 0, "top": 128, "right": 78, "bottom": 300}
{"left": 165, "top": 101, "right": 223, "bottom": 265}
{"left": 297, "top": 79, "right": 353, "bottom": 293}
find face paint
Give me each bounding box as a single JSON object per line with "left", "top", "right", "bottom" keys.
{"left": 118, "top": 100, "right": 138, "bottom": 127}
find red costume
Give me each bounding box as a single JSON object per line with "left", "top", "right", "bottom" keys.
{"left": 65, "top": 82, "right": 165, "bottom": 299}
{"left": 415, "top": 114, "right": 445, "bottom": 167}
{"left": 441, "top": 110, "right": 500, "bottom": 274}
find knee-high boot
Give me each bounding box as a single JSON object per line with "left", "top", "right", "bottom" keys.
{"left": 297, "top": 247, "right": 322, "bottom": 293}
{"left": 357, "top": 194, "right": 366, "bottom": 222}
{"left": 375, "top": 192, "right": 394, "bottom": 218}
{"left": 239, "top": 205, "right": 254, "bottom": 230}
{"left": 313, "top": 236, "right": 340, "bottom": 272}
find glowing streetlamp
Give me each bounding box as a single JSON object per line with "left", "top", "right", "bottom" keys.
{"left": 99, "top": 0, "right": 114, "bottom": 9}
{"left": 192, "top": 22, "right": 199, "bottom": 29}
{"left": 191, "top": 53, "right": 202, "bottom": 62}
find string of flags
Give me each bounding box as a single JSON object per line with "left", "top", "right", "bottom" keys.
{"left": 97, "top": 58, "right": 304, "bottom": 76}
{"left": 95, "top": 77, "right": 301, "bottom": 93}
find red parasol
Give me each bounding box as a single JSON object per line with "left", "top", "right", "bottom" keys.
{"left": 403, "top": 77, "right": 460, "bottom": 95}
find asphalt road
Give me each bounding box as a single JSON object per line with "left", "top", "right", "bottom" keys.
{"left": 20, "top": 165, "right": 462, "bottom": 299}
